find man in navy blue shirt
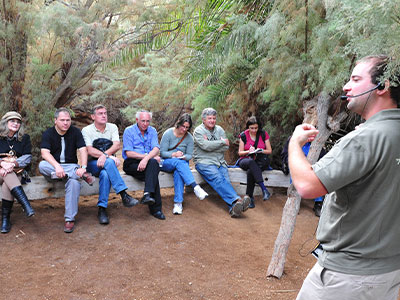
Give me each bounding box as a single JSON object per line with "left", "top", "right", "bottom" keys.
{"left": 122, "top": 110, "right": 165, "bottom": 220}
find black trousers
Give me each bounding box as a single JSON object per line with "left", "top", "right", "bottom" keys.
{"left": 238, "top": 158, "right": 264, "bottom": 197}
{"left": 123, "top": 158, "right": 162, "bottom": 214}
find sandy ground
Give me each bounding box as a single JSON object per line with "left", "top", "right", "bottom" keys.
{"left": 0, "top": 187, "right": 327, "bottom": 300}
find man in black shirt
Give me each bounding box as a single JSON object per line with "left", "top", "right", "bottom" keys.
{"left": 39, "top": 107, "right": 94, "bottom": 233}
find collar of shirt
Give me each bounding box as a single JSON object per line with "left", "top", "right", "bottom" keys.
{"left": 94, "top": 123, "right": 108, "bottom": 133}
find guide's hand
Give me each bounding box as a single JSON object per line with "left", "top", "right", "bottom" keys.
{"left": 291, "top": 124, "right": 319, "bottom": 146}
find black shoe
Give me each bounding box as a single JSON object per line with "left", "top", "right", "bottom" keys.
{"left": 248, "top": 197, "right": 255, "bottom": 209}
{"left": 313, "top": 202, "right": 322, "bottom": 217}
{"left": 98, "top": 207, "right": 109, "bottom": 225}
{"left": 262, "top": 189, "right": 271, "bottom": 201}
{"left": 152, "top": 211, "right": 165, "bottom": 220}
{"left": 140, "top": 193, "right": 155, "bottom": 205}
{"left": 120, "top": 190, "right": 139, "bottom": 207}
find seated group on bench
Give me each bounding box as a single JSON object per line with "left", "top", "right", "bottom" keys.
{"left": 0, "top": 106, "right": 273, "bottom": 234}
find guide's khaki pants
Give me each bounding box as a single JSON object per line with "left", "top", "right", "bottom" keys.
{"left": 296, "top": 262, "right": 400, "bottom": 300}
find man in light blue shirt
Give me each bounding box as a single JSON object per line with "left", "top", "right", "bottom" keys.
{"left": 122, "top": 110, "right": 165, "bottom": 220}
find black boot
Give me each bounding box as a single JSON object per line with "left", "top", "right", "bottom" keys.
{"left": 11, "top": 186, "right": 35, "bottom": 217}
{"left": 1, "top": 200, "right": 13, "bottom": 234}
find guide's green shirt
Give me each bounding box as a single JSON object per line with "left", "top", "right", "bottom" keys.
{"left": 313, "top": 109, "right": 400, "bottom": 275}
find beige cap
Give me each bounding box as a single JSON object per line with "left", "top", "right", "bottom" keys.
{"left": 2, "top": 111, "right": 22, "bottom": 122}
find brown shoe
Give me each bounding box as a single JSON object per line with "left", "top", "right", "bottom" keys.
{"left": 82, "top": 172, "right": 95, "bottom": 186}
{"left": 64, "top": 221, "right": 75, "bottom": 233}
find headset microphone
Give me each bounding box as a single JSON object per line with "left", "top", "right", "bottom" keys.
{"left": 340, "top": 83, "right": 384, "bottom": 101}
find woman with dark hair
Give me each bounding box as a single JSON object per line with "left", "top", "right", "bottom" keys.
{"left": 160, "top": 113, "right": 208, "bottom": 214}
{"left": 0, "top": 111, "right": 35, "bottom": 233}
{"left": 238, "top": 116, "right": 272, "bottom": 208}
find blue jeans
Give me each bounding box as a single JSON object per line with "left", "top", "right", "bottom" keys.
{"left": 87, "top": 158, "right": 127, "bottom": 208}
{"left": 195, "top": 163, "right": 240, "bottom": 207}
{"left": 160, "top": 158, "right": 196, "bottom": 203}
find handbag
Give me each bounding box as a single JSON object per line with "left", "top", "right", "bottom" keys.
{"left": 253, "top": 131, "right": 270, "bottom": 170}
{"left": 92, "top": 138, "right": 113, "bottom": 153}
{"left": 0, "top": 152, "right": 24, "bottom": 174}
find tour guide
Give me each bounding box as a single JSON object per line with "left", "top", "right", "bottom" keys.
{"left": 290, "top": 55, "right": 400, "bottom": 300}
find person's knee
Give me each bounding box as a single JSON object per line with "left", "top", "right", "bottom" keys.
{"left": 38, "top": 161, "right": 49, "bottom": 173}
{"left": 103, "top": 158, "right": 116, "bottom": 169}
{"left": 146, "top": 158, "right": 160, "bottom": 171}
{"left": 248, "top": 159, "right": 258, "bottom": 168}
{"left": 123, "top": 160, "right": 135, "bottom": 174}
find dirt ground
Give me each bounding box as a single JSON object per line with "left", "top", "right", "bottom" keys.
{"left": 0, "top": 188, "right": 322, "bottom": 300}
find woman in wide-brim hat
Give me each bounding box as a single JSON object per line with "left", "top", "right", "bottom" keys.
{"left": 0, "top": 111, "right": 35, "bottom": 234}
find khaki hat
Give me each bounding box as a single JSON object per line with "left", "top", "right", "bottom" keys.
{"left": 2, "top": 111, "right": 22, "bottom": 122}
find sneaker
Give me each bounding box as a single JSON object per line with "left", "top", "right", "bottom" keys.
{"left": 172, "top": 203, "right": 183, "bottom": 215}
{"left": 82, "top": 172, "right": 95, "bottom": 186}
{"left": 241, "top": 195, "right": 251, "bottom": 212}
{"left": 194, "top": 185, "right": 208, "bottom": 200}
{"left": 229, "top": 196, "right": 250, "bottom": 218}
{"left": 64, "top": 221, "right": 75, "bottom": 233}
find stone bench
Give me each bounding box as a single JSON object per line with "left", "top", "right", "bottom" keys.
{"left": 6, "top": 169, "right": 290, "bottom": 200}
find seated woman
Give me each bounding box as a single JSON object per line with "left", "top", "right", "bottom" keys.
{"left": 237, "top": 116, "right": 272, "bottom": 208}
{"left": 160, "top": 113, "right": 208, "bottom": 215}
{"left": 0, "top": 111, "right": 35, "bottom": 234}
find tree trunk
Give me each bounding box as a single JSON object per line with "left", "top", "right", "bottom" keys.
{"left": 52, "top": 53, "right": 100, "bottom": 108}
{"left": 0, "top": 0, "right": 31, "bottom": 112}
{"left": 267, "top": 92, "right": 346, "bottom": 278}
{"left": 51, "top": 22, "right": 102, "bottom": 108}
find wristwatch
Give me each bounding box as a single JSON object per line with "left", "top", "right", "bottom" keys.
{"left": 103, "top": 152, "right": 109, "bottom": 158}
{"left": 81, "top": 165, "right": 87, "bottom": 169}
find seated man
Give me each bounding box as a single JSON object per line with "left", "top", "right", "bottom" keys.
{"left": 193, "top": 108, "right": 250, "bottom": 217}
{"left": 82, "top": 104, "right": 139, "bottom": 225}
{"left": 122, "top": 110, "right": 165, "bottom": 220}
{"left": 39, "top": 107, "right": 95, "bottom": 233}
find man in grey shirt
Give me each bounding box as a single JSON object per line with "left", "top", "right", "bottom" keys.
{"left": 290, "top": 55, "right": 400, "bottom": 300}
{"left": 193, "top": 108, "right": 250, "bottom": 217}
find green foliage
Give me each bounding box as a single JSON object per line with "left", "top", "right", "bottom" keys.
{"left": 3, "top": 0, "right": 400, "bottom": 171}
{"left": 121, "top": 47, "right": 195, "bottom": 134}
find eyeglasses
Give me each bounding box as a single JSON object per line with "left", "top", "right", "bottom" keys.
{"left": 9, "top": 119, "right": 21, "bottom": 124}
{"left": 181, "top": 125, "right": 190, "bottom": 129}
